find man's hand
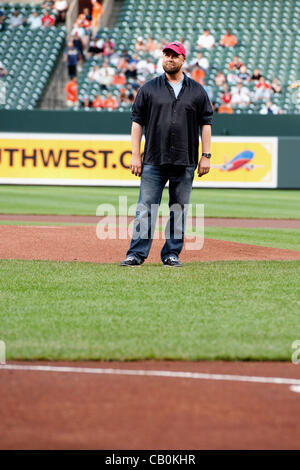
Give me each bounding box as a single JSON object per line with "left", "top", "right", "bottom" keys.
{"left": 197, "top": 156, "right": 210, "bottom": 177}
{"left": 130, "top": 154, "right": 142, "bottom": 177}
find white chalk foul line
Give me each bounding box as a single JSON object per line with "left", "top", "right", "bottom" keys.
{"left": 1, "top": 364, "right": 300, "bottom": 387}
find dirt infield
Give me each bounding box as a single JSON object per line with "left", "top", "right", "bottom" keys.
{"left": 1, "top": 360, "right": 300, "bottom": 450}
{"left": 1, "top": 224, "right": 300, "bottom": 264}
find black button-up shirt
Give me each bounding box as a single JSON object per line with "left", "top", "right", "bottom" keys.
{"left": 131, "top": 73, "right": 213, "bottom": 167}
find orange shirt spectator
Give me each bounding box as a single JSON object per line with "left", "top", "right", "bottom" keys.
{"left": 103, "top": 93, "right": 118, "bottom": 110}
{"left": 91, "top": 0, "right": 103, "bottom": 30}
{"left": 218, "top": 104, "right": 233, "bottom": 114}
{"left": 228, "top": 55, "right": 243, "bottom": 70}
{"left": 220, "top": 30, "right": 238, "bottom": 47}
{"left": 92, "top": 95, "right": 103, "bottom": 108}
{"left": 65, "top": 77, "right": 78, "bottom": 106}
{"left": 112, "top": 72, "right": 126, "bottom": 85}
{"left": 191, "top": 65, "right": 205, "bottom": 83}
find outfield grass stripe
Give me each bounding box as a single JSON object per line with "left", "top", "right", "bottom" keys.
{"left": 1, "top": 186, "right": 300, "bottom": 219}
{"left": 1, "top": 364, "right": 300, "bottom": 386}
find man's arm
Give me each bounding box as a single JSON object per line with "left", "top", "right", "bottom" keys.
{"left": 197, "top": 124, "right": 211, "bottom": 177}
{"left": 131, "top": 121, "right": 143, "bottom": 176}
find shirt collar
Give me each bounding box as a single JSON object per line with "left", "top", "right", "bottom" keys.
{"left": 163, "top": 72, "right": 187, "bottom": 85}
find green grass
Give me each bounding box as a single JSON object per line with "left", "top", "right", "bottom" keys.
{"left": 1, "top": 259, "right": 299, "bottom": 361}
{"left": 0, "top": 186, "right": 300, "bottom": 218}
{"left": 203, "top": 227, "right": 300, "bottom": 251}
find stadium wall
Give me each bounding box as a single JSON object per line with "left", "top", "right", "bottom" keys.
{"left": 0, "top": 110, "right": 299, "bottom": 188}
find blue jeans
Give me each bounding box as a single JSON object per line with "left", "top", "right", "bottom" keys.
{"left": 126, "top": 164, "right": 195, "bottom": 262}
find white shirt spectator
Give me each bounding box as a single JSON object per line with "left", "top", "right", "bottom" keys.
{"left": 27, "top": 13, "right": 42, "bottom": 30}
{"left": 55, "top": 0, "right": 68, "bottom": 11}
{"left": 189, "top": 55, "right": 209, "bottom": 71}
{"left": 197, "top": 31, "right": 215, "bottom": 49}
{"left": 227, "top": 72, "right": 239, "bottom": 85}
{"left": 71, "top": 25, "right": 86, "bottom": 38}
{"left": 88, "top": 66, "right": 101, "bottom": 82}
{"left": 231, "top": 84, "right": 250, "bottom": 107}
{"left": 260, "top": 102, "right": 281, "bottom": 114}
{"left": 8, "top": 12, "right": 23, "bottom": 27}
{"left": 96, "top": 63, "right": 115, "bottom": 86}
{"left": 156, "top": 56, "right": 164, "bottom": 75}
{"left": 136, "top": 59, "right": 155, "bottom": 76}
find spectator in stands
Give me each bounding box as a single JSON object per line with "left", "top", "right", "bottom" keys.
{"left": 109, "top": 49, "right": 122, "bottom": 67}
{"left": 135, "top": 37, "right": 148, "bottom": 53}
{"left": 218, "top": 104, "right": 233, "bottom": 114}
{"left": 254, "top": 76, "right": 271, "bottom": 101}
{"left": 227, "top": 70, "right": 239, "bottom": 86}
{"left": 146, "top": 37, "right": 159, "bottom": 54}
{"left": 214, "top": 70, "right": 226, "bottom": 87}
{"left": 64, "top": 40, "right": 80, "bottom": 78}
{"left": 74, "top": 7, "right": 92, "bottom": 42}
{"left": 136, "top": 57, "right": 155, "bottom": 77}
{"left": 72, "top": 33, "right": 85, "bottom": 68}
{"left": 231, "top": 82, "right": 250, "bottom": 107}
{"left": 188, "top": 52, "right": 209, "bottom": 72}
{"left": 125, "top": 62, "right": 138, "bottom": 80}
{"left": 102, "top": 92, "right": 118, "bottom": 110}
{"left": 251, "top": 68, "right": 262, "bottom": 81}
{"left": 0, "top": 61, "right": 8, "bottom": 77}
{"left": 42, "top": 10, "right": 56, "bottom": 27}
{"left": 65, "top": 76, "right": 78, "bottom": 108}
{"left": 118, "top": 88, "right": 131, "bottom": 107}
{"left": 112, "top": 71, "right": 126, "bottom": 86}
{"left": 220, "top": 29, "right": 238, "bottom": 47}
{"left": 87, "top": 35, "right": 104, "bottom": 57}
{"left": 25, "top": 10, "right": 42, "bottom": 30}
{"left": 8, "top": 9, "right": 24, "bottom": 28}
{"left": 71, "top": 22, "right": 90, "bottom": 49}
{"left": 201, "top": 80, "right": 213, "bottom": 101}
{"left": 91, "top": 0, "right": 103, "bottom": 36}
{"left": 129, "top": 53, "right": 139, "bottom": 66}
{"left": 0, "top": 9, "right": 6, "bottom": 31}
{"left": 191, "top": 64, "right": 205, "bottom": 84}
{"left": 103, "top": 38, "right": 115, "bottom": 57}
{"left": 271, "top": 77, "right": 282, "bottom": 94}
{"left": 197, "top": 29, "right": 215, "bottom": 49}
{"left": 237, "top": 64, "right": 250, "bottom": 83}
{"left": 81, "top": 94, "right": 91, "bottom": 109}
{"left": 42, "top": 1, "right": 55, "bottom": 9}
{"left": 54, "top": 0, "right": 68, "bottom": 23}
{"left": 156, "top": 55, "right": 164, "bottom": 75}
{"left": 228, "top": 55, "right": 243, "bottom": 71}
{"left": 120, "top": 49, "right": 132, "bottom": 63}
{"left": 221, "top": 85, "right": 232, "bottom": 106}
{"left": 179, "top": 37, "right": 191, "bottom": 56}
{"left": 96, "top": 60, "right": 115, "bottom": 88}
{"left": 88, "top": 65, "right": 102, "bottom": 83}
{"left": 92, "top": 94, "right": 103, "bottom": 108}
{"left": 260, "top": 100, "right": 282, "bottom": 114}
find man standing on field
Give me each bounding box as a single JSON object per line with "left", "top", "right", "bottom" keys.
{"left": 121, "top": 41, "right": 213, "bottom": 267}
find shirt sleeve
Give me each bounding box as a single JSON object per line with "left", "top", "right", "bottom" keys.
{"left": 131, "top": 87, "right": 147, "bottom": 127}
{"left": 198, "top": 90, "right": 213, "bottom": 126}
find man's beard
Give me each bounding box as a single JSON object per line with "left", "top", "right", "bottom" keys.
{"left": 162, "top": 63, "right": 181, "bottom": 74}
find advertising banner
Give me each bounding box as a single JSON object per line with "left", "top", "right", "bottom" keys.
{"left": 0, "top": 133, "right": 278, "bottom": 188}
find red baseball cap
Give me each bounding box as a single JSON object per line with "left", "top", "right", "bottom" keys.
{"left": 162, "top": 41, "right": 186, "bottom": 58}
